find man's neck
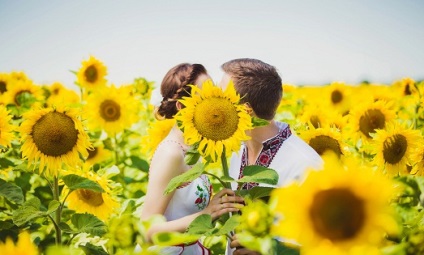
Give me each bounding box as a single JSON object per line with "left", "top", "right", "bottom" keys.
{"left": 245, "top": 120, "right": 280, "bottom": 164}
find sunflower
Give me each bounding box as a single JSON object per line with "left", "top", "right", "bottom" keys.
{"left": 371, "top": 122, "right": 422, "bottom": 176}
{"left": 0, "top": 73, "right": 10, "bottom": 96}
{"left": 299, "top": 126, "right": 346, "bottom": 158}
{"left": 141, "top": 118, "right": 175, "bottom": 159}
{"left": 84, "top": 85, "right": 139, "bottom": 135}
{"left": 0, "top": 105, "right": 15, "bottom": 148}
{"left": 46, "top": 82, "right": 80, "bottom": 107}
{"left": 76, "top": 56, "right": 107, "bottom": 89}
{"left": 133, "top": 77, "right": 154, "bottom": 100}
{"left": 325, "top": 82, "right": 352, "bottom": 115}
{"left": 299, "top": 104, "right": 329, "bottom": 129}
{"left": 410, "top": 145, "right": 424, "bottom": 176}
{"left": 20, "top": 106, "right": 92, "bottom": 176}
{"left": 85, "top": 143, "right": 113, "bottom": 166}
{"left": 348, "top": 100, "right": 396, "bottom": 148}
{"left": 63, "top": 168, "right": 119, "bottom": 220}
{"left": 270, "top": 153, "right": 397, "bottom": 251}
{"left": 0, "top": 231, "right": 39, "bottom": 255}
{"left": 2, "top": 79, "right": 43, "bottom": 107}
{"left": 175, "top": 80, "right": 252, "bottom": 162}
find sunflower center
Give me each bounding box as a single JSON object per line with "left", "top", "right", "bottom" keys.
{"left": 32, "top": 111, "right": 79, "bottom": 157}
{"left": 14, "top": 90, "right": 32, "bottom": 105}
{"left": 309, "top": 135, "right": 342, "bottom": 157}
{"left": 383, "top": 134, "right": 407, "bottom": 164}
{"left": 193, "top": 97, "right": 239, "bottom": 141}
{"left": 404, "top": 84, "right": 411, "bottom": 95}
{"left": 87, "top": 147, "right": 98, "bottom": 160}
{"left": 0, "top": 81, "right": 6, "bottom": 94}
{"left": 53, "top": 88, "right": 60, "bottom": 95}
{"left": 84, "top": 65, "right": 98, "bottom": 83}
{"left": 310, "top": 115, "right": 321, "bottom": 128}
{"left": 359, "top": 109, "right": 385, "bottom": 138}
{"left": 76, "top": 189, "right": 104, "bottom": 207}
{"left": 100, "top": 99, "right": 121, "bottom": 122}
{"left": 331, "top": 90, "right": 343, "bottom": 104}
{"left": 309, "top": 188, "right": 365, "bottom": 241}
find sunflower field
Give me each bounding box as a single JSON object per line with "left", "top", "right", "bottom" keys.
{"left": 1, "top": 56, "right": 424, "bottom": 255}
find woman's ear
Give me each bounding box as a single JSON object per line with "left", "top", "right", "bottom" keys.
{"left": 244, "top": 103, "right": 253, "bottom": 115}
{"left": 176, "top": 101, "right": 183, "bottom": 110}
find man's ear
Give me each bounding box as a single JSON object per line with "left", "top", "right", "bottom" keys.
{"left": 176, "top": 101, "right": 183, "bottom": 110}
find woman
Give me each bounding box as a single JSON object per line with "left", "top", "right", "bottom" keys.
{"left": 141, "top": 63, "right": 244, "bottom": 255}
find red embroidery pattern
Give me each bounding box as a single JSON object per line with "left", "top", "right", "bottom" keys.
{"left": 238, "top": 125, "right": 292, "bottom": 190}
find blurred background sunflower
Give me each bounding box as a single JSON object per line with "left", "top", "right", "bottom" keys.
{"left": 0, "top": 105, "right": 15, "bottom": 148}
{"left": 76, "top": 56, "right": 107, "bottom": 90}
{"left": 371, "top": 122, "right": 423, "bottom": 176}
{"left": 84, "top": 85, "right": 139, "bottom": 136}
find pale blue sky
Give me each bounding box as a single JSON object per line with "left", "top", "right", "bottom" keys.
{"left": 1, "top": 0, "right": 423, "bottom": 92}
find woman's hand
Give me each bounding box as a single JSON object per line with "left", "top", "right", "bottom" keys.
{"left": 203, "top": 188, "right": 244, "bottom": 220}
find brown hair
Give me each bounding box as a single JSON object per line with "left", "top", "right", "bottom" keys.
{"left": 156, "top": 63, "right": 207, "bottom": 119}
{"left": 221, "top": 58, "right": 282, "bottom": 120}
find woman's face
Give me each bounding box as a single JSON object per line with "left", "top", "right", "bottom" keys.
{"left": 194, "top": 73, "right": 212, "bottom": 88}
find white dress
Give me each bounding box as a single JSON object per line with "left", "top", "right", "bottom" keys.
{"left": 145, "top": 140, "right": 213, "bottom": 255}
{"left": 160, "top": 174, "right": 212, "bottom": 255}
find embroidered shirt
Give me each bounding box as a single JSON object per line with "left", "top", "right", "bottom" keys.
{"left": 238, "top": 124, "right": 292, "bottom": 190}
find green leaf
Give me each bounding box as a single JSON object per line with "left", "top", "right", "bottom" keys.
{"left": 62, "top": 174, "right": 104, "bottom": 193}
{"left": 164, "top": 162, "right": 205, "bottom": 195}
{"left": 47, "top": 200, "right": 60, "bottom": 214}
{"left": 58, "top": 222, "right": 75, "bottom": 233}
{"left": 237, "top": 233, "right": 273, "bottom": 254}
{"left": 237, "top": 186, "right": 275, "bottom": 200}
{"left": 186, "top": 214, "right": 214, "bottom": 235}
{"left": 129, "top": 155, "right": 149, "bottom": 171}
{"left": 152, "top": 232, "right": 199, "bottom": 246}
{"left": 0, "top": 179, "right": 24, "bottom": 204}
{"left": 12, "top": 197, "right": 47, "bottom": 226}
{"left": 71, "top": 213, "right": 107, "bottom": 237}
{"left": 251, "top": 117, "right": 269, "bottom": 127}
{"left": 0, "top": 157, "right": 15, "bottom": 168}
{"left": 215, "top": 215, "right": 240, "bottom": 236}
{"left": 237, "top": 165, "right": 279, "bottom": 186}
{"left": 0, "top": 220, "right": 15, "bottom": 230}
{"left": 184, "top": 144, "right": 201, "bottom": 165}
{"left": 79, "top": 243, "right": 108, "bottom": 255}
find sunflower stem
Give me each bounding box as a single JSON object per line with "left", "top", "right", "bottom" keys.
{"left": 53, "top": 176, "right": 62, "bottom": 244}
{"left": 220, "top": 151, "right": 231, "bottom": 189}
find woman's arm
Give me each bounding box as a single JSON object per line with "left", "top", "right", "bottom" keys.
{"left": 141, "top": 142, "right": 244, "bottom": 241}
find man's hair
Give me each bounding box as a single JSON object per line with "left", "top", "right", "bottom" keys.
{"left": 221, "top": 58, "right": 282, "bottom": 120}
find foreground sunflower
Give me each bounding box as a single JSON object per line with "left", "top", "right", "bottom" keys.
{"left": 20, "top": 106, "right": 92, "bottom": 176}
{"left": 84, "top": 85, "right": 139, "bottom": 135}
{"left": 270, "top": 153, "right": 397, "bottom": 252}
{"left": 63, "top": 168, "right": 119, "bottom": 220}
{"left": 175, "top": 80, "right": 252, "bottom": 162}
{"left": 0, "top": 105, "right": 14, "bottom": 148}
{"left": 76, "top": 56, "right": 107, "bottom": 89}
{"left": 0, "top": 231, "right": 39, "bottom": 255}
{"left": 371, "top": 122, "right": 422, "bottom": 176}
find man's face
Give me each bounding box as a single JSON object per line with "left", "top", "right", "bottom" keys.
{"left": 218, "top": 73, "right": 232, "bottom": 90}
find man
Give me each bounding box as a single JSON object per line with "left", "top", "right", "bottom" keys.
{"left": 219, "top": 58, "right": 323, "bottom": 255}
